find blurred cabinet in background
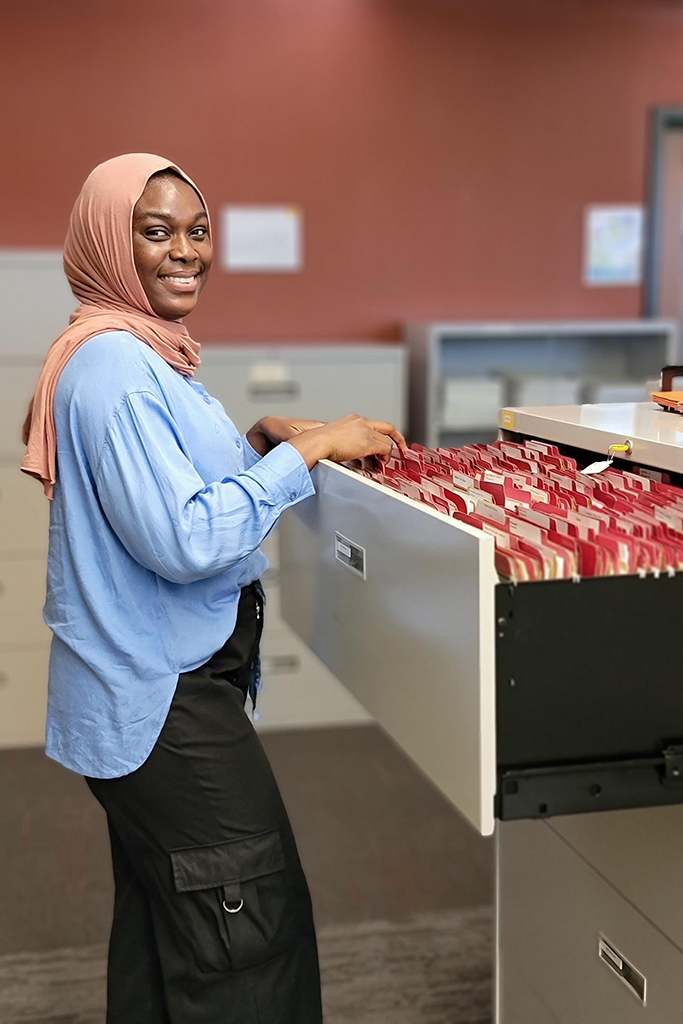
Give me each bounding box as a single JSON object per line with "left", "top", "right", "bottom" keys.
{"left": 197, "top": 343, "right": 406, "bottom": 732}
{"left": 0, "top": 251, "right": 71, "bottom": 748}
{"left": 405, "top": 319, "right": 679, "bottom": 448}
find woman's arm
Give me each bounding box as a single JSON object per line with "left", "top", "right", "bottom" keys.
{"left": 94, "top": 391, "right": 315, "bottom": 585}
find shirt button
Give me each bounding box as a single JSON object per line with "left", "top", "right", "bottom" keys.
{"left": 204, "top": 396, "right": 211, "bottom": 405}
{"left": 235, "top": 438, "right": 242, "bottom": 449}
{"left": 289, "top": 491, "right": 297, "bottom": 502}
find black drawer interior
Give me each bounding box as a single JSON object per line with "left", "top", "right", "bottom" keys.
{"left": 495, "top": 573, "right": 683, "bottom": 820}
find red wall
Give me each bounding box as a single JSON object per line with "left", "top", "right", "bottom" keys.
{"left": 3, "top": 0, "right": 683, "bottom": 342}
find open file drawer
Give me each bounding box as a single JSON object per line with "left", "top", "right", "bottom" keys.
{"left": 279, "top": 457, "right": 683, "bottom": 837}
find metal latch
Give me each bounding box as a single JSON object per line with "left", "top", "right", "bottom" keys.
{"left": 662, "top": 745, "right": 683, "bottom": 784}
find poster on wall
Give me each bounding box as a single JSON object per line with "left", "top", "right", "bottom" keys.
{"left": 221, "top": 205, "right": 303, "bottom": 272}
{"left": 583, "top": 205, "right": 644, "bottom": 286}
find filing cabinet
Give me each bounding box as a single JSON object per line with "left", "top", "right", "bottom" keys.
{"left": 279, "top": 400, "right": 683, "bottom": 1022}
{"left": 498, "top": 818, "right": 683, "bottom": 1023}
{"left": 0, "top": 252, "right": 65, "bottom": 749}
{"left": 198, "top": 343, "right": 405, "bottom": 731}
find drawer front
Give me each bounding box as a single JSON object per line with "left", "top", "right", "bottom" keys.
{"left": 0, "top": 250, "right": 74, "bottom": 358}
{"left": 197, "top": 347, "right": 405, "bottom": 436}
{"left": 499, "top": 819, "right": 683, "bottom": 1024}
{"left": 258, "top": 622, "right": 371, "bottom": 731}
{"left": 549, "top": 806, "right": 683, "bottom": 952}
{"left": 0, "top": 466, "right": 49, "bottom": 554}
{"left": 0, "top": 645, "right": 50, "bottom": 748}
{"left": 280, "top": 461, "right": 498, "bottom": 835}
{"left": 0, "top": 558, "right": 50, "bottom": 645}
{"left": 0, "top": 365, "right": 42, "bottom": 458}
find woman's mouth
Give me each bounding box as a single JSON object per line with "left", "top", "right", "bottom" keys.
{"left": 159, "top": 273, "right": 200, "bottom": 293}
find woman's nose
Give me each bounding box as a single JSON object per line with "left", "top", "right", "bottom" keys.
{"left": 169, "top": 235, "right": 199, "bottom": 262}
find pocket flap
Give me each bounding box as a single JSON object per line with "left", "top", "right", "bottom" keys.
{"left": 170, "top": 829, "right": 285, "bottom": 893}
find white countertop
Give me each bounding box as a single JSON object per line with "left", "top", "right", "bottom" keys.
{"left": 499, "top": 402, "right": 683, "bottom": 475}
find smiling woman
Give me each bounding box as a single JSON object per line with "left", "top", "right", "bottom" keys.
{"left": 132, "top": 170, "right": 213, "bottom": 319}
{"left": 19, "top": 152, "right": 405, "bottom": 1024}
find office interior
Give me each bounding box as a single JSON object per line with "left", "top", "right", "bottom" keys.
{"left": 4, "top": 1, "right": 683, "bottom": 1021}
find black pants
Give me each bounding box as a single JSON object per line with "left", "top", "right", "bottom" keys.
{"left": 86, "top": 584, "right": 323, "bottom": 1024}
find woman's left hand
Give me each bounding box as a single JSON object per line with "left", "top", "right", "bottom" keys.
{"left": 246, "top": 416, "right": 326, "bottom": 456}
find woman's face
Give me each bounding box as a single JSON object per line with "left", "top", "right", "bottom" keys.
{"left": 132, "top": 173, "right": 213, "bottom": 320}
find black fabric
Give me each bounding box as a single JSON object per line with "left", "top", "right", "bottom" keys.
{"left": 86, "top": 583, "right": 322, "bottom": 1024}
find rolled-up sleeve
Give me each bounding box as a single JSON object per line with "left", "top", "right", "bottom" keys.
{"left": 94, "top": 391, "right": 315, "bottom": 584}
{"left": 241, "top": 434, "right": 264, "bottom": 470}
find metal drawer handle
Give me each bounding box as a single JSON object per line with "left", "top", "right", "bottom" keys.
{"left": 247, "top": 381, "right": 300, "bottom": 399}
{"left": 262, "top": 654, "right": 300, "bottom": 674}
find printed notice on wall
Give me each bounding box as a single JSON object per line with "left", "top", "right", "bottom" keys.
{"left": 221, "top": 205, "right": 303, "bottom": 272}
{"left": 583, "top": 205, "right": 644, "bottom": 286}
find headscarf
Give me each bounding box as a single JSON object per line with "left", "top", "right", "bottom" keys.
{"left": 21, "top": 153, "right": 209, "bottom": 498}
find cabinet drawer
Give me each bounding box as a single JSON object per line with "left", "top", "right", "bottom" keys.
{"left": 196, "top": 345, "right": 405, "bottom": 436}
{"left": 499, "top": 819, "right": 683, "bottom": 1023}
{"left": 0, "top": 645, "right": 50, "bottom": 748}
{"left": 0, "top": 466, "right": 49, "bottom": 554}
{"left": 0, "top": 365, "right": 42, "bottom": 458}
{"left": 0, "top": 250, "right": 74, "bottom": 358}
{"left": 280, "top": 461, "right": 683, "bottom": 835}
{"left": 0, "top": 558, "right": 50, "bottom": 645}
{"left": 549, "top": 805, "right": 683, "bottom": 952}
{"left": 258, "top": 620, "right": 372, "bottom": 730}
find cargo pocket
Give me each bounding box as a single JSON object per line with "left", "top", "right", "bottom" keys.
{"left": 170, "top": 828, "right": 288, "bottom": 974}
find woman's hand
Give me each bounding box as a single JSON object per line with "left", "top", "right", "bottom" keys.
{"left": 288, "top": 414, "right": 407, "bottom": 470}
{"left": 246, "top": 416, "right": 326, "bottom": 457}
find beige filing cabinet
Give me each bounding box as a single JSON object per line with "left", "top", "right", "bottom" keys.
{"left": 278, "top": 400, "right": 683, "bottom": 1022}
{"left": 0, "top": 252, "right": 72, "bottom": 747}
{"left": 197, "top": 343, "right": 405, "bottom": 731}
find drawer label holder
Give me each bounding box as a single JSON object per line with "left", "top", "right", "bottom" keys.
{"left": 598, "top": 936, "right": 646, "bottom": 1005}
{"left": 334, "top": 532, "right": 366, "bottom": 579}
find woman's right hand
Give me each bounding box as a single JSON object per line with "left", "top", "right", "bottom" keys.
{"left": 288, "top": 414, "right": 407, "bottom": 469}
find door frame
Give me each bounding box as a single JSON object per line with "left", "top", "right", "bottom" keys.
{"left": 644, "top": 106, "right": 683, "bottom": 316}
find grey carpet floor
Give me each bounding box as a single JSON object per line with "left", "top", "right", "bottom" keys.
{"left": 0, "top": 906, "right": 493, "bottom": 1024}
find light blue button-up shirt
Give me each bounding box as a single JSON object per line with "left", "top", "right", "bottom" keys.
{"left": 44, "top": 331, "right": 315, "bottom": 778}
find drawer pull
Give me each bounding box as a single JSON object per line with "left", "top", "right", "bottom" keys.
{"left": 261, "top": 654, "right": 300, "bottom": 674}
{"left": 598, "top": 936, "right": 646, "bottom": 1004}
{"left": 247, "top": 381, "right": 300, "bottom": 400}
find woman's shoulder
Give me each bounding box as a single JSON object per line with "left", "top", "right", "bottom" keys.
{"left": 57, "top": 330, "right": 162, "bottom": 400}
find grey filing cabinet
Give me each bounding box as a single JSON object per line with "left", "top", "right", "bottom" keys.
{"left": 197, "top": 343, "right": 405, "bottom": 730}
{"left": 0, "top": 251, "right": 72, "bottom": 747}
{"left": 278, "top": 400, "right": 683, "bottom": 1022}
{"left": 405, "top": 319, "right": 679, "bottom": 448}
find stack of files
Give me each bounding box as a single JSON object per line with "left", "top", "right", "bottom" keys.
{"left": 353, "top": 440, "right": 683, "bottom": 583}
{"left": 441, "top": 376, "right": 505, "bottom": 430}
{"left": 509, "top": 375, "right": 581, "bottom": 408}
{"left": 583, "top": 381, "right": 649, "bottom": 404}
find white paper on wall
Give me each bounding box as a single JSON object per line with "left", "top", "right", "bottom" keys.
{"left": 583, "top": 204, "right": 644, "bottom": 286}
{"left": 221, "top": 205, "right": 303, "bottom": 272}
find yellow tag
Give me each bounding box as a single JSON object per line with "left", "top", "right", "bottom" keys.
{"left": 501, "top": 410, "right": 516, "bottom": 429}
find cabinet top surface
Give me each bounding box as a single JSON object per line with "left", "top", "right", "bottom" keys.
{"left": 502, "top": 402, "right": 683, "bottom": 472}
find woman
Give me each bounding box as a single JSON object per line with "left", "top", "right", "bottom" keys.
{"left": 22, "top": 153, "right": 406, "bottom": 1024}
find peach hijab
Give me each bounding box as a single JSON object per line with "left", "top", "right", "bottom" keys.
{"left": 21, "top": 153, "right": 209, "bottom": 499}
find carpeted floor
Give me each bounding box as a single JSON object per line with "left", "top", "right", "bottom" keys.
{"left": 0, "top": 906, "right": 493, "bottom": 1024}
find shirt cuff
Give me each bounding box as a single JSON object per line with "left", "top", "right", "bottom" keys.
{"left": 241, "top": 434, "right": 263, "bottom": 470}
{"left": 244, "top": 441, "right": 315, "bottom": 510}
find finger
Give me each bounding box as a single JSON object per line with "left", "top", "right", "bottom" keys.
{"left": 368, "top": 421, "right": 408, "bottom": 454}
{"left": 372, "top": 433, "right": 394, "bottom": 463}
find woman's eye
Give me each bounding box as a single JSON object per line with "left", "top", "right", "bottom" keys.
{"left": 146, "top": 228, "right": 169, "bottom": 239}
{"left": 191, "top": 227, "right": 208, "bottom": 238}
